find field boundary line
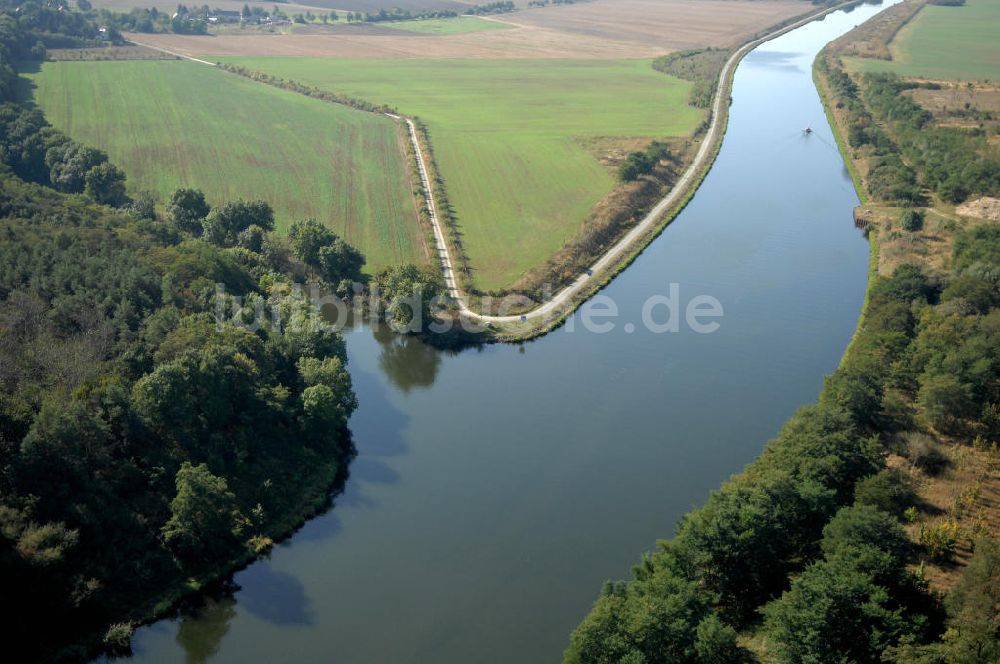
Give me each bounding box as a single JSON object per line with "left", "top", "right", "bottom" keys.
{"left": 125, "top": 38, "right": 217, "bottom": 66}
{"left": 396, "top": 115, "right": 463, "bottom": 296}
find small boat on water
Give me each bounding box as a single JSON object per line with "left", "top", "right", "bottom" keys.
{"left": 803, "top": 127, "right": 813, "bottom": 134}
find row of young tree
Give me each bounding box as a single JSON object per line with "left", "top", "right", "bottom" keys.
{"left": 218, "top": 62, "right": 392, "bottom": 114}
{"left": 354, "top": 7, "right": 458, "bottom": 23}
{"left": 565, "top": 222, "right": 1000, "bottom": 663}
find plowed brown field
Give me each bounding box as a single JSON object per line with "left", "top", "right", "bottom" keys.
{"left": 125, "top": 0, "right": 811, "bottom": 59}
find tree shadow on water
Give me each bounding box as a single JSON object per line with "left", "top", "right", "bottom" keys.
{"left": 289, "top": 510, "right": 346, "bottom": 543}
{"left": 348, "top": 456, "right": 402, "bottom": 484}
{"left": 745, "top": 50, "right": 804, "bottom": 73}
{"left": 293, "top": 363, "right": 410, "bottom": 545}
{"left": 349, "top": 365, "right": 411, "bottom": 459}
{"left": 235, "top": 561, "right": 313, "bottom": 626}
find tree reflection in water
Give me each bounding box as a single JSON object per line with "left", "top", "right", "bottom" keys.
{"left": 372, "top": 324, "right": 444, "bottom": 392}
{"left": 175, "top": 594, "right": 236, "bottom": 664}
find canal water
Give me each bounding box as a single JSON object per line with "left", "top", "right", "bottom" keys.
{"left": 123, "top": 2, "right": 897, "bottom": 661}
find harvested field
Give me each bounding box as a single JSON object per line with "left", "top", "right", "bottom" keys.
{"left": 503, "top": 0, "right": 813, "bottom": 50}
{"left": 91, "top": 0, "right": 332, "bottom": 14}
{"left": 124, "top": 0, "right": 812, "bottom": 59}
{"left": 125, "top": 25, "right": 663, "bottom": 58}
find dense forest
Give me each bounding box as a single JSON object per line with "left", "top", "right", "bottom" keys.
{"left": 0, "top": 1, "right": 434, "bottom": 659}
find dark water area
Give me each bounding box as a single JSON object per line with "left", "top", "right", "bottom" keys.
{"left": 122, "top": 2, "right": 898, "bottom": 661}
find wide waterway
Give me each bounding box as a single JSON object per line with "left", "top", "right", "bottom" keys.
{"left": 122, "top": 2, "right": 898, "bottom": 661}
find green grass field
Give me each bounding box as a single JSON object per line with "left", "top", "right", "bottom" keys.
{"left": 22, "top": 60, "right": 424, "bottom": 270}
{"left": 845, "top": 0, "right": 1000, "bottom": 80}
{"left": 383, "top": 16, "right": 511, "bottom": 34}
{"left": 217, "top": 58, "right": 702, "bottom": 290}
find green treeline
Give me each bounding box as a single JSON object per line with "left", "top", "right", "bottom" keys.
{"left": 652, "top": 49, "right": 729, "bottom": 110}
{"left": 861, "top": 74, "right": 999, "bottom": 204}
{"left": 463, "top": 2, "right": 516, "bottom": 16}
{"left": 218, "top": 63, "right": 393, "bottom": 115}
{"left": 0, "top": 104, "right": 127, "bottom": 204}
{"left": 821, "top": 57, "right": 1000, "bottom": 205}
{"left": 357, "top": 8, "right": 459, "bottom": 23}
{"left": 102, "top": 5, "right": 208, "bottom": 35}
{"left": 821, "top": 60, "right": 923, "bottom": 204}
{"left": 565, "top": 221, "right": 1000, "bottom": 664}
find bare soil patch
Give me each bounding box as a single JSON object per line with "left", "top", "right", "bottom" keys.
{"left": 576, "top": 136, "right": 656, "bottom": 174}
{"left": 92, "top": 0, "right": 331, "bottom": 14}
{"left": 125, "top": 0, "right": 811, "bottom": 59}
{"left": 126, "top": 26, "right": 663, "bottom": 58}
{"left": 503, "top": 0, "right": 813, "bottom": 50}
{"left": 910, "top": 85, "right": 1000, "bottom": 113}
{"left": 906, "top": 82, "right": 1000, "bottom": 133}
{"left": 956, "top": 196, "right": 1000, "bottom": 222}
